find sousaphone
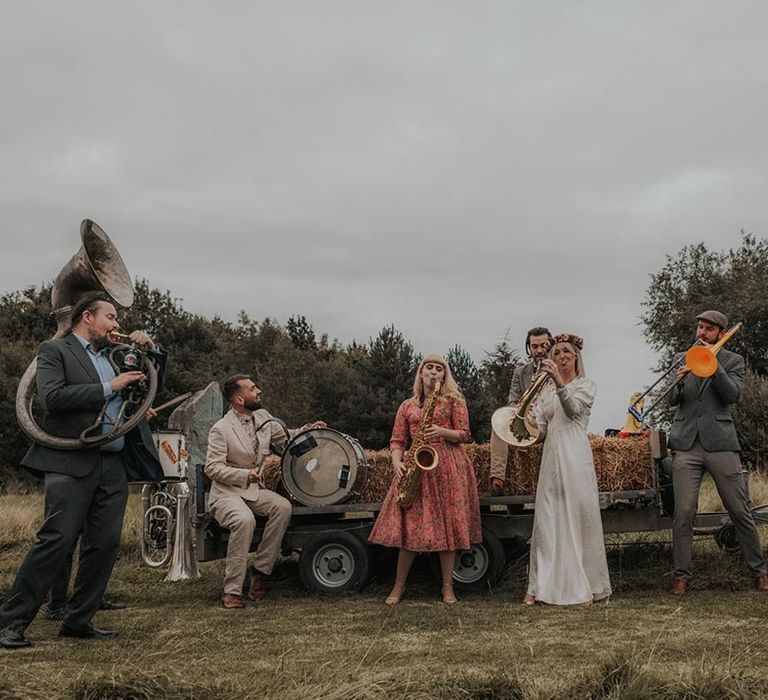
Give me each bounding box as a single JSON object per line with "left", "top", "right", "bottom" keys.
{"left": 15, "top": 219, "right": 158, "bottom": 450}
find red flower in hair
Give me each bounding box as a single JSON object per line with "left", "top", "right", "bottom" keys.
{"left": 554, "top": 333, "right": 584, "bottom": 350}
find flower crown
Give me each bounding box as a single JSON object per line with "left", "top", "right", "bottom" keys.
{"left": 554, "top": 333, "right": 584, "bottom": 350}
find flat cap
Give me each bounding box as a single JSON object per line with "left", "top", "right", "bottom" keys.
{"left": 696, "top": 309, "right": 728, "bottom": 329}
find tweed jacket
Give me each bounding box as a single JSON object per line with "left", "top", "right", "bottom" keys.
{"left": 667, "top": 348, "right": 744, "bottom": 452}
{"left": 507, "top": 361, "right": 536, "bottom": 406}
{"left": 205, "top": 408, "right": 297, "bottom": 504}
{"left": 21, "top": 334, "right": 163, "bottom": 481}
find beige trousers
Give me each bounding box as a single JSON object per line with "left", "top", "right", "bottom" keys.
{"left": 490, "top": 428, "right": 510, "bottom": 482}
{"left": 209, "top": 489, "right": 292, "bottom": 595}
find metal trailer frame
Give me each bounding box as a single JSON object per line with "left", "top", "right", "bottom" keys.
{"left": 184, "top": 432, "right": 758, "bottom": 593}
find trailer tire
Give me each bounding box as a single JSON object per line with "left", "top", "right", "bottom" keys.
{"left": 299, "top": 531, "right": 371, "bottom": 593}
{"left": 431, "top": 528, "right": 505, "bottom": 591}
{"left": 714, "top": 524, "right": 740, "bottom": 555}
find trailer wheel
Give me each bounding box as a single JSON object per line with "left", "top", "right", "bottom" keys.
{"left": 714, "top": 524, "right": 740, "bottom": 555}
{"left": 432, "top": 528, "right": 505, "bottom": 591}
{"left": 299, "top": 531, "right": 371, "bottom": 593}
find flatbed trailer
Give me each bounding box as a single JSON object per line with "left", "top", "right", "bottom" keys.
{"left": 190, "top": 459, "right": 749, "bottom": 593}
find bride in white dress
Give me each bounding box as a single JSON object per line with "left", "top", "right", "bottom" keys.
{"left": 523, "top": 334, "right": 612, "bottom": 606}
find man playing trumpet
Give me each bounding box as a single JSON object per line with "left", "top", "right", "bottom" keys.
{"left": 487, "top": 326, "right": 552, "bottom": 496}
{"left": 668, "top": 310, "right": 768, "bottom": 595}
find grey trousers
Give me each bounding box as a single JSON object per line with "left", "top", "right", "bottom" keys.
{"left": 210, "top": 489, "right": 292, "bottom": 595}
{"left": 672, "top": 439, "right": 766, "bottom": 580}
{"left": 0, "top": 453, "right": 128, "bottom": 631}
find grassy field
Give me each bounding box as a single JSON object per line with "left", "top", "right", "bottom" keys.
{"left": 3, "top": 476, "right": 768, "bottom": 699}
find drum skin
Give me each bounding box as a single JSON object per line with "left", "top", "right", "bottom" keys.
{"left": 152, "top": 430, "right": 188, "bottom": 481}
{"left": 281, "top": 428, "right": 368, "bottom": 506}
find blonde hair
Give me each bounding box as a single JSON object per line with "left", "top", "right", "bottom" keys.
{"left": 412, "top": 354, "right": 463, "bottom": 405}
{"left": 549, "top": 341, "right": 586, "bottom": 379}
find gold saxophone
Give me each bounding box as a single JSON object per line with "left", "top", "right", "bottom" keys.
{"left": 396, "top": 379, "right": 442, "bottom": 509}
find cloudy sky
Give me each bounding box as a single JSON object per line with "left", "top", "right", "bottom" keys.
{"left": 1, "top": 1, "right": 766, "bottom": 432}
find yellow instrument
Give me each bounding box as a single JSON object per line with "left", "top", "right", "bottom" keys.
{"left": 396, "top": 380, "right": 441, "bottom": 509}
{"left": 629, "top": 322, "right": 742, "bottom": 422}
{"left": 491, "top": 364, "right": 551, "bottom": 447}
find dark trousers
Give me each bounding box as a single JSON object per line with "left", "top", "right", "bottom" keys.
{"left": 672, "top": 440, "right": 766, "bottom": 580}
{"left": 48, "top": 541, "right": 77, "bottom": 610}
{"left": 0, "top": 453, "right": 128, "bottom": 631}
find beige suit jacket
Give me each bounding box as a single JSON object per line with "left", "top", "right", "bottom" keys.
{"left": 205, "top": 408, "right": 295, "bottom": 504}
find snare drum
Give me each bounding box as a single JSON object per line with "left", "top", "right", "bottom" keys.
{"left": 280, "top": 428, "right": 368, "bottom": 506}
{"left": 151, "top": 430, "right": 189, "bottom": 481}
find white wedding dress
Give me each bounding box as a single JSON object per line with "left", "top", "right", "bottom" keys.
{"left": 526, "top": 378, "right": 612, "bottom": 605}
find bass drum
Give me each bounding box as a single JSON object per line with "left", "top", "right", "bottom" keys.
{"left": 151, "top": 430, "right": 189, "bottom": 481}
{"left": 281, "top": 428, "right": 368, "bottom": 507}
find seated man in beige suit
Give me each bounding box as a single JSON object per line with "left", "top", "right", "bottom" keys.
{"left": 205, "top": 374, "right": 325, "bottom": 608}
{"left": 487, "top": 326, "right": 552, "bottom": 496}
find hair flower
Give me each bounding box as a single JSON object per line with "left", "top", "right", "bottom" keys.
{"left": 554, "top": 333, "right": 584, "bottom": 350}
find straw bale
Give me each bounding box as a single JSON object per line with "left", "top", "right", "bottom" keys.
{"left": 260, "top": 436, "right": 653, "bottom": 501}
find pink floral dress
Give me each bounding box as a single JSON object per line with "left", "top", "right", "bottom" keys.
{"left": 369, "top": 396, "right": 482, "bottom": 551}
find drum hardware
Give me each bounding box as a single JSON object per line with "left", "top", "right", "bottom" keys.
{"left": 629, "top": 322, "right": 742, "bottom": 422}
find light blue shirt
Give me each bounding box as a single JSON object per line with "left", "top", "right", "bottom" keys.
{"left": 72, "top": 333, "right": 124, "bottom": 452}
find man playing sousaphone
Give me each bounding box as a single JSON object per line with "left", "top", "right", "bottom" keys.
{"left": 487, "top": 326, "right": 553, "bottom": 496}
{"left": 0, "top": 295, "right": 162, "bottom": 648}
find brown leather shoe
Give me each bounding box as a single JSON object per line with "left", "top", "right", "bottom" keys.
{"left": 668, "top": 579, "right": 688, "bottom": 596}
{"left": 486, "top": 483, "right": 504, "bottom": 497}
{"left": 221, "top": 593, "right": 245, "bottom": 609}
{"left": 755, "top": 574, "right": 768, "bottom": 592}
{"left": 248, "top": 570, "right": 269, "bottom": 601}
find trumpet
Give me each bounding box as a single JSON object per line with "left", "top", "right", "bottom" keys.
{"left": 107, "top": 330, "right": 137, "bottom": 344}
{"left": 629, "top": 322, "right": 742, "bottom": 422}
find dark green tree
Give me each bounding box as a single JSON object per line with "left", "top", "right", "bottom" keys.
{"left": 641, "top": 232, "right": 768, "bottom": 467}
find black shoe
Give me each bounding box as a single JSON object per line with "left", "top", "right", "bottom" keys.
{"left": 44, "top": 606, "right": 67, "bottom": 621}
{"left": 486, "top": 483, "right": 504, "bottom": 497}
{"left": 99, "top": 599, "right": 128, "bottom": 611}
{"left": 0, "top": 623, "right": 32, "bottom": 649}
{"left": 59, "top": 624, "right": 118, "bottom": 639}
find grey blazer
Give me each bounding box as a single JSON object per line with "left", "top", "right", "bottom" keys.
{"left": 507, "top": 362, "right": 535, "bottom": 405}
{"left": 21, "top": 334, "right": 163, "bottom": 481}
{"left": 667, "top": 348, "right": 744, "bottom": 452}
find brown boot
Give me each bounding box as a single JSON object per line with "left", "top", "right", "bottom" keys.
{"left": 221, "top": 593, "right": 245, "bottom": 609}
{"left": 668, "top": 579, "right": 688, "bottom": 596}
{"left": 755, "top": 574, "right": 768, "bottom": 592}
{"left": 486, "top": 479, "right": 504, "bottom": 497}
{"left": 248, "top": 569, "right": 269, "bottom": 601}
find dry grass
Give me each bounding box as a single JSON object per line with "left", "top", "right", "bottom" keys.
{"left": 3, "top": 476, "right": 768, "bottom": 698}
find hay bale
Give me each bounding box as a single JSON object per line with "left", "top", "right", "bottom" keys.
{"left": 259, "top": 436, "right": 653, "bottom": 501}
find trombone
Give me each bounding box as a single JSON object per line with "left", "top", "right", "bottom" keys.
{"left": 629, "top": 322, "right": 742, "bottom": 423}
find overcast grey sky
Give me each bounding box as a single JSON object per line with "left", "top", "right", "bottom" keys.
{"left": 1, "top": 1, "right": 766, "bottom": 433}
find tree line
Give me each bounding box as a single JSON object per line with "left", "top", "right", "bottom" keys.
{"left": 1, "top": 232, "right": 766, "bottom": 491}
{"left": 0, "top": 281, "right": 522, "bottom": 490}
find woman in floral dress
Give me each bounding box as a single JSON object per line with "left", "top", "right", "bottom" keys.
{"left": 369, "top": 354, "right": 482, "bottom": 605}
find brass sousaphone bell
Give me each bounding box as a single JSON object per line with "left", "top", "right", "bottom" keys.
{"left": 15, "top": 219, "right": 158, "bottom": 450}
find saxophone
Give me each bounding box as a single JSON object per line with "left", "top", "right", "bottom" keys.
{"left": 396, "top": 380, "right": 442, "bottom": 509}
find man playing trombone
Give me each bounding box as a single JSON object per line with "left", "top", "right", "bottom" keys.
{"left": 668, "top": 310, "right": 768, "bottom": 595}
{"left": 487, "top": 326, "right": 552, "bottom": 496}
